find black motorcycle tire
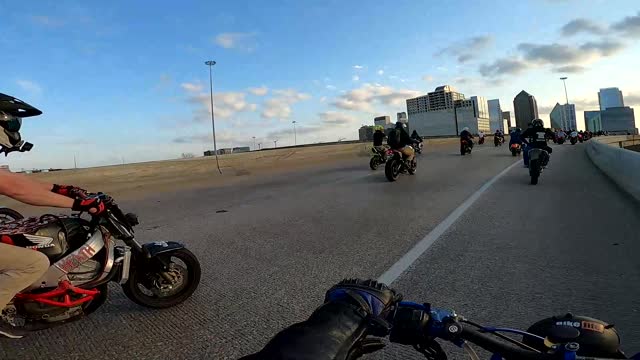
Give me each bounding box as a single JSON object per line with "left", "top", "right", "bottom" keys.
{"left": 408, "top": 160, "right": 417, "bottom": 175}
{"left": 512, "top": 150, "right": 517, "bottom": 156}
{"left": 369, "top": 157, "right": 379, "bottom": 170}
{"left": 122, "top": 248, "right": 201, "bottom": 309}
{"left": 385, "top": 159, "right": 400, "bottom": 182}
{"left": 530, "top": 160, "right": 540, "bottom": 185}
{"left": 0, "top": 207, "right": 24, "bottom": 223}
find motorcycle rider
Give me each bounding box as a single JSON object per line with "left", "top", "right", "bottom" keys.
{"left": 509, "top": 127, "right": 523, "bottom": 147}
{"left": 387, "top": 122, "right": 415, "bottom": 164}
{"left": 459, "top": 126, "right": 474, "bottom": 151}
{"left": 0, "top": 93, "right": 106, "bottom": 339}
{"left": 410, "top": 130, "right": 423, "bottom": 153}
{"left": 372, "top": 127, "right": 386, "bottom": 154}
{"left": 478, "top": 130, "right": 485, "bottom": 144}
{"left": 556, "top": 129, "right": 567, "bottom": 143}
{"left": 494, "top": 129, "right": 504, "bottom": 145}
{"left": 520, "top": 119, "right": 553, "bottom": 168}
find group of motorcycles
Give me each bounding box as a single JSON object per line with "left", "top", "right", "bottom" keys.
{"left": 0, "top": 196, "right": 201, "bottom": 335}
{"left": 370, "top": 141, "right": 422, "bottom": 182}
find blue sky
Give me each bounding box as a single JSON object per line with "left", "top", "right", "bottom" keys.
{"left": 2, "top": 0, "right": 639, "bottom": 169}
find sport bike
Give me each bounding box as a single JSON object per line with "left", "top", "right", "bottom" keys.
{"left": 494, "top": 136, "right": 504, "bottom": 147}
{"left": 1, "top": 194, "right": 201, "bottom": 333}
{"left": 411, "top": 141, "right": 424, "bottom": 155}
{"left": 460, "top": 139, "right": 473, "bottom": 156}
{"left": 385, "top": 150, "right": 417, "bottom": 182}
{"left": 510, "top": 143, "right": 522, "bottom": 156}
{"left": 528, "top": 148, "right": 550, "bottom": 185}
{"left": 380, "top": 299, "right": 638, "bottom": 359}
{"left": 370, "top": 147, "right": 392, "bottom": 170}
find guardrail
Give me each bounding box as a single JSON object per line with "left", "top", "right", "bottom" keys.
{"left": 616, "top": 135, "right": 640, "bottom": 149}
{"left": 585, "top": 135, "right": 640, "bottom": 203}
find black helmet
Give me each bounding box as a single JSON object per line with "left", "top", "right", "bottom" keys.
{"left": 395, "top": 122, "right": 406, "bottom": 129}
{"left": 522, "top": 313, "right": 626, "bottom": 358}
{"left": 0, "top": 93, "right": 41, "bottom": 155}
{"left": 532, "top": 119, "right": 544, "bottom": 128}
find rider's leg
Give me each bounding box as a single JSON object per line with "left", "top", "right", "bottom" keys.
{"left": 0, "top": 243, "right": 50, "bottom": 310}
{"left": 401, "top": 146, "right": 415, "bottom": 162}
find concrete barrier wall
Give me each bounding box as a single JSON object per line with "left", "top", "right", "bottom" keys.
{"left": 585, "top": 136, "right": 640, "bottom": 202}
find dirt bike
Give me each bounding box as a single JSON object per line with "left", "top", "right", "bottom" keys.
{"left": 460, "top": 139, "right": 473, "bottom": 156}
{"left": 370, "top": 147, "right": 392, "bottom": 170}
{"left": 528, "top": 148, "right": 550, "bottom": 185}
{"left": 510, "top": 143, "right": 522, "bottom": 156}
{"left": 385, "top": 149, "right": 417, "bottom": 182}
{"left": 1, "top": 194, "right": 201, "bottom": 333}
{"left": 0, "top": 207, "right": 23, "bottom": 224}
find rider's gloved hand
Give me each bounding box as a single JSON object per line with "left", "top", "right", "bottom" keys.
{"left": 52, "top": 184, "right": 89, "bottom": 199}
{"left": 325, "top": 278, "right": 401, "bottom": 320}
{"left": 72, "top": 197, "right": 107, "bottom": 215}
{"left": 240, "top": 279, "right": 401, "bottom": 360}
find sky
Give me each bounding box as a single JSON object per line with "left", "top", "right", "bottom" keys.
{"left": 1, "top": 0, "right": 639, "bottom": 169}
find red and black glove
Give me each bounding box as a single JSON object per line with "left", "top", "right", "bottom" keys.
{"left": 52, "top": 184, "right": 89, "bottom": 199}
{"left": 72, "top": 197, "right": 107, "bottom": 215}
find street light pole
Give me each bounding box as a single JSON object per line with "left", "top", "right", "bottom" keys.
{"left": 292, "top": 120, "right": 297, "bottom": 145}
{"left": 560, "top": 77, "right": 570, "bottom": 130}
{"left": 274, "top": 140, "right": 278, "bottom": 148}
{"left": 258, "top": 143, "right": 261, "bottom": 150}
{"left": 453, "top": 102, "right": 460, "bottom": 136}
{"left": 205, "top": 60, "right": 222, "bottom": 174}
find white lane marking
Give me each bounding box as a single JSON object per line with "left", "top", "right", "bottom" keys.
{"left": 378, "top": 160, "right": 521, "bottom": 285}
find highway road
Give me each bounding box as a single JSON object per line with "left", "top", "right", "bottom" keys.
{"left": 2, "top": 141, "right": 639, "bottom": 359}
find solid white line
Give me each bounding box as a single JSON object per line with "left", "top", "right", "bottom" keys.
{"left": 377, "top": 160, "right": 521, "bottom": 285}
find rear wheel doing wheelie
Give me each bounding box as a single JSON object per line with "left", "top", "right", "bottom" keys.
{"left": 385, "top": 159, "right": 401, "bottom": 182}
{"left": 122, "top": 248, "right": 201, "bottom": 308}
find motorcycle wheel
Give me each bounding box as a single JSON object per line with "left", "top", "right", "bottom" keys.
{"left": 511, "top": 150, "right": 517, "bottom": 156}
{"left": 408, "top": 160, "right": 417, "bottom": 175}
{"left": 122, "top": 248, "right": 201, "bottom": 309}
{"left": 0, "top": 207, "right": 23, "bottom": 224}
{"left": 530, "top": 160, "right": 540, "bottom": 185}
{"left": 369, "top": 157, "right": 379, "bottom": 170}
{"left": 385, "top": 159, "right": 400, "bottom": 182}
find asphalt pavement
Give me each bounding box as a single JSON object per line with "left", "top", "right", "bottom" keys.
{"left": 2, "top": 140, "right": 638, "bottom": 359}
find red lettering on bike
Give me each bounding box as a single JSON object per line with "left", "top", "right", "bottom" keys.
{"left": 57, "top": 244, "right": 97, "bottom": 272}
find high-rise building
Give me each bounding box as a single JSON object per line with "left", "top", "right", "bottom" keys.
{"left": 373, "top": 115, "right": 391, "bottom": 126}
{"left": 487, "top": 99, "right": 503, "bottom": 132}
{"left": 358, "top": 125, "right": 375, "bottom": 141}
{"left": 598, "top": 88, "right": 624, "bottom": 110}
{"left": 600, "top": 107, "right": 637, "bottom": 134}
{"left": 584, "top": 111, "right": 602, "bottom": 132}
{"left": 406, "top": 86, "right": 490, "bottom": 136}
{"left": 513, "top": 90, "right": 539, "bottom": 129}
{"left": 550, "top": 103, "right": 577, "bottom": 130}
{"left": 502, "top": 111, "right": 512, "bottom": 129}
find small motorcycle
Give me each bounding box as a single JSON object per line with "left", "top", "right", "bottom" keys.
{"left": 478, "top": 136, "right": 485, "bottom": 145}
{"left": 385, "top": 150, "right": 417, "bottom": 182}
{"left": 460, "top": 139, "right": 473, "bottom": 156}
{"left": 494, "top": 136, "right": 503, "bottom": 147}
{"left": 570, "top": 135, "right": 578, "bottom": 145}
{"left": 557, "top": 136, "right": 566, "bottom": 145}
{"left": 528, "top": 148, "right": 550, "bottom": 185}
{"left": 370, "top": 147, "right": 392, "bottom": 170}
{"left": 2, "top": 194, "right": 201, "bottom": 334}
{"left": 578, "top": 134, "right": 584, "bottom": 143}
{"left": 510, "top": 143, "right": 522, "bottom": 156}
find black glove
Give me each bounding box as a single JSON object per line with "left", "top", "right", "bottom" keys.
{"left": 72, "top": 197, "right": 107, "bottom": 215}
{"left": 52, "top": 184, "right": 89, "bottom": 199}
{"left": 241, "top": 279, "right": 401, "bottom": 360}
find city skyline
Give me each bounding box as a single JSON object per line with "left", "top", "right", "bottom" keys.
{"left": 2, "top": 1, "right": 640, "bottom": 169}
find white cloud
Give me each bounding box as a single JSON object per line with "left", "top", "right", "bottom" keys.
{"left": 261, "top": 89, "right": 311, "bottom": 119}
{"left": 377, "top": 69, "right": 384, "bottom": 75}
{"left": 326, "top": 85, "right": 337, "bottom": 90}
{"left": 320, "top": 96, "right": 327, "bottom": 103}
{"left": 248, "top": 86, "right": 269, "bottom": 96}
{"left": 422, "top": 75, "right": 434, "bottom": 82}
{"left": 214, "top": 32, "right": 257, "bottom": 51}
{"left": 181, "top": 82, "right": 257, "bottom": 119}
{"left": 353, "top": 65, "right": 364, "bottom": 70}
{"left": 331, "top": 83, "right": 421, "bottom": 112}
{"left": 436, "top": 35, "right": 493, "bottom": 63}
{"left": 16, "top": 80, "right": 43, "bottom": 95}
{"left": 352, "top": 75, "right": 360, "bottom": 82}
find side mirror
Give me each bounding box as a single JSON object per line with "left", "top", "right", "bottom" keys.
{"left": 20, "top": 142, "right": 33, "bottom": 152}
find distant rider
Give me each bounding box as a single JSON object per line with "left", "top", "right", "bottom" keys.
{"left": 556, "top": 129, "right": 566, "bottom": 142}
{"left": 387, "top": 122, "right": 415, "bottom": 164}
{"left": 509, "top": 127, "right": 523, "bottom": 147}
{"left": 494, "top": 129, "right": 505, "bottom": 144}
{"left": 372, "top": 128, "right": 386, "bottom": 154}
{"left": 460, "top": 127, "right": 474, "bottom": 150}
{"left": 410, "top": 130, "right": 423, "bottom": 144}
{"left": 520, "top": 119, "right": 553, "bottom": 167}
{"left": 478, "top": 130, "right": 485, "bottom": 144}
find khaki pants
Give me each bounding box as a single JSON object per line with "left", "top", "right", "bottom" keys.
{"left": 0, "top": 243, "right": 50, "bottom": 310}
{"left": 400, "top": 146, "right": 415, "bottom": 162}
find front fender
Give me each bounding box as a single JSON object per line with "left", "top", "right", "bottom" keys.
{"left": 142, "top": 241, "right": 185, "bottom": 258}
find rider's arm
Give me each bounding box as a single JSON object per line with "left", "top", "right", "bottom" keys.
{"left": 0, "top": 171, "right": 73, "bottom": 208}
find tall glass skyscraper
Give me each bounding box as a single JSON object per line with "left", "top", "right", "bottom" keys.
{"left": 598, "top": 88, "right": 624, "bottom": 110}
